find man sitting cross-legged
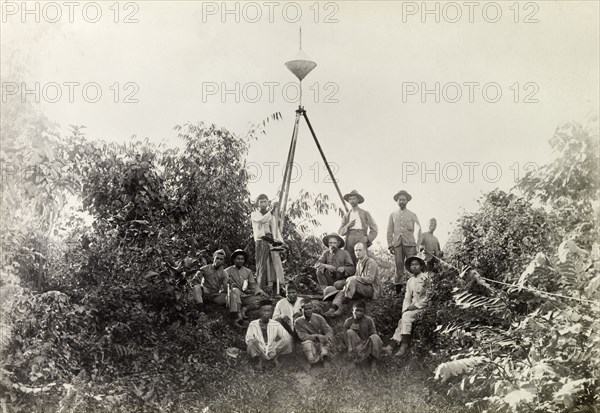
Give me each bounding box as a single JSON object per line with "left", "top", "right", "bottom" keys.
{"left": 192, "top": 249, "right": 228, "bottom": 307}
{"left": 245, "top": 300, "right": 293, "bottom": 368}
{"left": 294, "top": 298, "right": 334, "bottom": 369}
{"left": 343, "top": 300, "right": 383, "bottom": 373}
{"left": 324, "top": 243, "right": 381, "bottom": 318}
{"left": 225, "top": 249, "right": 269, "bottom": 328}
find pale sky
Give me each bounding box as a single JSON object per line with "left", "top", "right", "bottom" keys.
{"left": 3, "top": 1, "right": 599, "bottom": 247}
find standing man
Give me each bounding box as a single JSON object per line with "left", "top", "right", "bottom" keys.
{"left": 225, "top": 249, "right": 269, "bottom": 326}
{"left": 314, "top": 233, "right": 355, "bottom": 292}
{"left": 383, "top": 256, "right": 430, "bottom": 358}
{"left": 387, "top": 190, "right": 422, "bottom": 293}
{"left": 294, "top": 298, "right": 334, "bottom": 368}
{"left": 343, "top": 300, "right": 383, "bottom": 373}
{"left": 324, "top": 243, "right": 381, "bottom": 318}
{"left": 251, "top": 194, "right": 285, "bottom": 297}
{"left": 421, "top": 218, "right": 443, "bottom": 272}
{"left": 192, "top": 249, "right": 228, "bottom": 306}
{"left": 338, "top": 190, "right": 378, "bottom": 264}
{"left": 245, "top": 300, "right": 294, "bottom": 368}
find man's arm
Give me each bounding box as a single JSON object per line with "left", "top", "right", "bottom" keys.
{"left": 342, "top": 251, "right": 356, "bottom": 276}
{"left": 367, "top": 317, "right": 377, "bottom": 336}
{"left": 338, "top": 213, "right": 350, "bottom": 236}
{"left": 245, "top": 323, "right": 255, "bottom": 344}
{"left": 355, "top": 258, "right": 378, "bottom": 284}
{"left": 414, "top": 213, "right": 422, "bottom": 246}
{"left": 314, "top": 251, "right": 330, "bottom": 269}
{"left": 366, "top": 211, "right": 378, "bottom": 243}
{"left": 251, "top": 210, "right": 273, "bottom": 224}
{"left": 387, "top": 214, "right": 395, "bottom": 249}
{"left": 294, "top": 319, "right": 317, "bottom": 342}
{"left": 321, "top": 317, "right": 334, "bottom": 341}
{"left": 402, "top": 280, "right": 413, "bottom": 312}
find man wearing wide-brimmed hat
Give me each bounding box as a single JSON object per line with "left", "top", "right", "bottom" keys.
{"left": 314, "top": 233, "right": 355, "bottom": 291}
{"left": 383, "top": 255, "right": 430, "bottom": 358}
{"left": 387, "top": 190, "right": 422, "bottom": 292}
{"left": 225, "top": 249, "right": 269, "bottom": 326}
{"left": 338, "top": 189, "right": 378, "bottom": 264}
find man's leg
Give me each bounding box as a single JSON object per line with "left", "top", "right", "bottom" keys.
{"left": 255, "top": 240, "right": 270, "bottom": 290}
{"left": 344, "top": 277, "right": 374, "bottom": 300}
{"left": 247, "top": 339, "right": 267, "bottom": 360}
{"left": 345, "top": 329, "right": 362, "bottom": 355}
{"left": 316, "top": 268, "right": 335, "bottom": 290}
{"left": 394, "top": 245, "right": 406, "bottom": 286}
{"left": 210, "top": 293, "right": 228, "bottom": 307}
{"left": 300, "top": 340, "right": 321, "bottom": 364}
{"left": 229, "top": 288, "right": 242, "bottom": 313}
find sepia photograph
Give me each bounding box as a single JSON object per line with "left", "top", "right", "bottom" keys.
{"left": 1, "top": 1, "right": 599, "bottom": 412}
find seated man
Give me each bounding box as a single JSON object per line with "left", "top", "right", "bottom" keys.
{"left": 383, "top": 256, "right": 430, "bottom": 357}
{"left": 343, "top": 300, "right": 383, "bottom": 373}
{"left": 314, "top": 233, "right": 355, "bottom": 292}
{"left": 192, "top": 249, "right": 228, "bottom": 307}
{"left": 245, "top": 300, "right": 293, "bottom": 367}
{"left": 225, "top": 249, "right": 269, "bottom": 326}
{"left": 294, "top": 298, "right": 334, "bottom": 368}
{"left": 324, "top": 243, "right": 381, "bottom": 318}
{"left": 272, "top": 282, "right": 303, "bottom": 337}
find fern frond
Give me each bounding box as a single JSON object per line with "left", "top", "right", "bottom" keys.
{"left": 453, "top": 291, "right": 506, "bottom": 313}
{"left": 434, "top": 356, "right": 487, "bottom": 382}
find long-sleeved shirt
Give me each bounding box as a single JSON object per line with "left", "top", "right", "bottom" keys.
{"left": 314, "top": 249, "right": 356, "bottom": 277}
{"left": 245, "top": 319, "right": 291, "bottom": 353}
{"left": 273, "top": 298, "right": 303, "bottom": 330}
{"left": 354, "top": 256, "right": 381, "bottom": 299}
{"left": 421, "top": 232, "right": 442, "bottom": 262}
{"left": 194, "top": 264, "right": 227, "bottom": 295}
{"left": 387, "top": 208, "right": 421, "bottom": 247}
{"left": 294, "top": 314, "right": 334, "bottom": 342}
{"left": 403, "top": 272, "right": 430, "bottom": 312}
{"left": 338, "top": 207, "right": 378, "bottom": 244}
{"left": 250, "top": 210, "right": 274, "bottom": 241}
{"left": 224, "top": 265, "right": 260, "bottom": 296}
{"left": 343, "top": 315, "right": 378, "bottom": 341}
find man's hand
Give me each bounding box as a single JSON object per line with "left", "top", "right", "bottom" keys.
{"left": 336, "top": 266, "right": 346, "bottom": 274}
{"left": 281, "top": 315, "right": 290, "bottom": 324}
{"left": 325, "top": 264, "right": 337, "bottom": 272}
{"left": 271, "top": 201, "right": 280, "bottom": 211}
{"left": 403, "top": 305, "right": 417, "bottom": 313}
{"left": 257, "top": 290, "right": 270, "bottom": 298}
{"left": 347, "top": 219, "right": 356, "bottom": 229}
{"left": 317, "top": 334, "right": 331, "bottom": 343}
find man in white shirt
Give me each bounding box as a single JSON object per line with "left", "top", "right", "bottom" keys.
{"left": 383, "top": 255, "right": 430, "bottom": 357}
{"left": 338, "top": 190, "right": 378, "bottom": 264}
{"left": 273, "top": 282, "right": 303, "bottom": 337}
{"left": 250, "top": 194, "right": 284, "bottom": 296}
{"left": 245, "top": 300, "right": 293, "bottom": 368}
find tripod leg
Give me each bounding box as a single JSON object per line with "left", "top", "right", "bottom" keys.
{"left": 279, "top": 109, "right": 302, "bottom": 229}
{"left": 302, "top": 111, "right": 349, "bottom": 213}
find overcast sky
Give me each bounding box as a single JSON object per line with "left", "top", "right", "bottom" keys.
{"left": 3, "top": 1, "right": 599, "bottom": 247}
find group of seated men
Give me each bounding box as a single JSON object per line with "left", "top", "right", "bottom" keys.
{"left": 191, "top": 241, "right": 432, "bottom": 371}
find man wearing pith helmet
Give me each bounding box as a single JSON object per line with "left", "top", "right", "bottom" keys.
{"left": 338, "top": 189, "right": 378, "bottom": 264}
{"left": 387, "top": 190, "right": 422, "bottom": 293}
